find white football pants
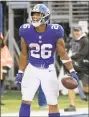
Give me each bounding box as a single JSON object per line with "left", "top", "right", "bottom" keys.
{"left": 21, "top": 63, "right": 59, "bottom": 105}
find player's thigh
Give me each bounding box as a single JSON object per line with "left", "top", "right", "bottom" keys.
{"left": 21, "top": 64, "right": 40, "bottom": 101}
{"left": 41, "top": 66, "right": 59, "bottom": 105}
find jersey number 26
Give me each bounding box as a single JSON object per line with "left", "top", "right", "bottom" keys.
{"left": 29, "top": 43, "right": 52, "bottom": 59}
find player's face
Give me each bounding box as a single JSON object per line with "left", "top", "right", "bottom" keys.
{"left": 31, "top": 12, "right": 45, "bottom": 28}
{"left": 31, "top": 12, "right": 42, "bottom": 22}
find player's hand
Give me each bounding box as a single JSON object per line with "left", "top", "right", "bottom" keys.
{"left": 15, "top": 72, "right": 23, "bottom": 85}
{"left": 70, "top": 71, "right": 79, "bottom": 81}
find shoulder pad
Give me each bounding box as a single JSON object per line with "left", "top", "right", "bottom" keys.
{"left": 51, "top": 24, "right": 64, "bottom": 31}
{"left": 50, "top": 24, "right": 64, "bottom": 38}
{"left": 19, "top": 23, "right": 31, "bottom": 37}
{"left": 51, "top": 24, "right": 60, "bottom": 30}
{"left": 20, "top": 23, "right": 31, "bottom": 29}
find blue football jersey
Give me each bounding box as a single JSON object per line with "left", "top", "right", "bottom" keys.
{"left": 19, "top": 23, "right": 64, "bottom": 68}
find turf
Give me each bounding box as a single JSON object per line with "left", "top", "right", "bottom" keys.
{"left": 1, "top": 90, "right": 88, "bottom": 114}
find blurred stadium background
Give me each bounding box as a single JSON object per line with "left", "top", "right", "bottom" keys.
{"left": 0, "top": 1, "right": 89, "bottom": 89}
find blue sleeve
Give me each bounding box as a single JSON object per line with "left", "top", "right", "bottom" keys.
{"left": 50, "top": 24, "right": 64, "bottom": 41}
{"left": 55, "top": 24, "right": 64, "bottom": 39}
{"left": 19, "top": 25, "right": 24, "bottom": 38}
{"left": 19, "top": 24, "right": 31, "bottom": 38}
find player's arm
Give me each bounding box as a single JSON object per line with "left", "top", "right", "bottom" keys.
{"left": 19, "top": 37, "right": 28, "bottom": 71}
{"left": 56, "top": 38, "right": 74, "bottom": 72}
{"left": 15, "top": 37, "right": 28, "bottom": 85}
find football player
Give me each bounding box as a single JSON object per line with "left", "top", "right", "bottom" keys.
{"left": 15, "top": 4, "right": 79, "bottom": 117}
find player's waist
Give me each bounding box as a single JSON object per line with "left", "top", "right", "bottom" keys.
{"left": 29, "top": 60, "right": 54, "bottom": 69}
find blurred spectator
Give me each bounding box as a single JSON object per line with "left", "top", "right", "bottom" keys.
{"left": 64, "top": 25, "right": 89, "bottom": 112}
{"left": 0, "top": 37, "right": 13, "bottom": 105}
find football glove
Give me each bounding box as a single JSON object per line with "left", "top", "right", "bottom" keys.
{"left": 15, "top": 72, "right": 23, "bottom": 85}
{"left": 70, "top": 71, "right": 79, "bottom": 81}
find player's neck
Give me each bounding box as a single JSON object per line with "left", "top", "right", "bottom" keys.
{"left": 35, "top": 24, "right": 47, "bottom": 32}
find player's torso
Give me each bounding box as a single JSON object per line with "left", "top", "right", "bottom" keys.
{"left": 20, "top": 24, "right": 63, "bottom": 68}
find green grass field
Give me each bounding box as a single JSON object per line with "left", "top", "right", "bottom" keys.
{"left": 1, "top": 90, "right": 88, "bottom": 114}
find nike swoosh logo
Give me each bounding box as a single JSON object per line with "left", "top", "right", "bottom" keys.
{"left": 49, "top": 70, "right": 53, "bottom": 72}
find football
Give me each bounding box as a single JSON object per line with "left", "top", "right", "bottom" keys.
{"left": 61, "top": 76, "right": 78, "bottom": 89}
